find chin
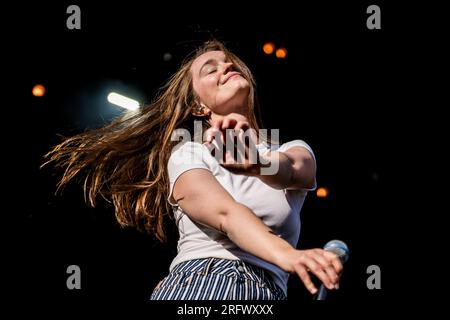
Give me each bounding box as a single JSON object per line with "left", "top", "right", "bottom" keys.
{"left": 228, "top": 81, "right": 250, "bottom": 98}
{"left": 235, "top": 78, "right": 250, "bottom": 89}
{"left": 216, "top": 82, "right": 250, "bottom": 113}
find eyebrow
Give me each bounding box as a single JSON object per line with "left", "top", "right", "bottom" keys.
{"left": 199, "top": 59, "right": 217, "bottom": 76}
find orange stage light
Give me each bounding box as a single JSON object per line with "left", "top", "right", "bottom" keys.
{"left": 263, "top": 42, "right": 275, "bottom": 55}
{"left": 275, "top": 48, "right": 287, "bottom": 59}
{"left": 32, "top": 84, "right": 46, "bottom": 97}
{"left": 316, "top": 187, "right": 329, "bottom": 198}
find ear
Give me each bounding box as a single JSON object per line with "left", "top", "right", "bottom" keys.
{"left": 191, "top": 102, "right": 211, "bottom": 117}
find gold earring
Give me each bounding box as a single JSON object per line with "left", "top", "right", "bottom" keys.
{"left": 196, "top": 105, "right": 204, "bottom": 114}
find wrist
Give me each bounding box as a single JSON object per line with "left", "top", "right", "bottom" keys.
{"left": 273, "top": 245, "right": 298, "bottom": 273}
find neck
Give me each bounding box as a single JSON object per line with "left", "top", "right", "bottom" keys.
{"left": 208, "top": 105, "right": 249, "bottom": 124}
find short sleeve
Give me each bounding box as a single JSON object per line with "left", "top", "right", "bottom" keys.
{"left": 278, "top": 140, "right": 317, "bottom": 191}
{"left": 167, "top": 142, "right": 212, "bottom": 206}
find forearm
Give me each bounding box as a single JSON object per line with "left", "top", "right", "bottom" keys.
{"left": 257, "top": 151, "right": 294, "bottom": 190}
{"left": 221, "top": 202, "right": 343, "bottom": 295}
{"left": 222, "top": 202, "right": 296, "bottom": 272}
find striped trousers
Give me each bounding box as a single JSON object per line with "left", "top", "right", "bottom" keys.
{"left": 150, "top": 257, "right": 286, "bottom": 300}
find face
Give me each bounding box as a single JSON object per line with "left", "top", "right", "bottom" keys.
{"left": 190, "top": 50, "right": 250, "bottom": 115}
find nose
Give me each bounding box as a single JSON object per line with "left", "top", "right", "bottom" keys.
{"left": 221, "top": 62, "right": 234, "bottom": 74}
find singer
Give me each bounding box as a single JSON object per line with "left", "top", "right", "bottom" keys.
{"left": 42, "top": 40, "right": 343, "bottom": 300}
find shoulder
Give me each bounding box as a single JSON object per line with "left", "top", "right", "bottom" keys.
{"left": 261, "top": 139, "right": 315, "bottom": 158}
{"left": 171, "top": 141, "right": 207, "bottom": 154}
{"left": 277, "top": 139, "right": 314, "bottom": 153}
{"left": 276, "top": 139, "right": 316, "bottom": 161}
{"left": 169, "top": 141, "right": 211, "bottom": 160}
{"left": 277, "top": 140, "right": 317, "bottom": 191}
{"left": 168, "top": 141, "right": 213, "bottom": 174}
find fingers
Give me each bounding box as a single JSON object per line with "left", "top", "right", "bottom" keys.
{"left": 292, "top": 249, "right": 344, "bottom": 295}
{"left": 218, "top": 117, "right": 249, "bottom": 132}
{"left": 234, "top": 120, "right": 249, "bottom": 131}
{"left": 311, "top": 250, "right": 340, "bottom": 289}
{"left": 302, "top": 255, "right": 335, "bottom": 290}
{"left": 322, "top": 250, "right": 344, "bottom": 276}
{"left": 204, "top": 127, "right": 223, "bottom": 143}
{"left": 208, "top": 119, "right": 245, "bottom": 142}
{"left": 221, "top": 118, "right": 237, "bottom": 130}
{"left": 211, "top": 119, "right": 223, "bottom": 131}
{"left": 236, "top": 130, "right": 248, "bottom": 163}
{"left": 207, "top": 116, "right": 257, "bottom": 173}
{"left": 293, "top": 264, "right": 317, "bottom": 295}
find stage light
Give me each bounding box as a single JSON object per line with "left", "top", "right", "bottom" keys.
{"left": 32, "top": 84, "right": 46, "bottom": 97}
{"left": 263, "top": 42, "right": 275, "bottom": 55}
{"left": 316, "top": 187, "right": 329, "bottom": 198}
{"left": 275, "top": 48, "right": 288, "bottom": 59}
{"left": 107, "top": 92, "right": 140, "bottom": 111}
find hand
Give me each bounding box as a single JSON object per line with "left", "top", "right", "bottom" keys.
{"left": 280, "top": 248, "right": 343, "bottom": 295}
{"left": 205, "top": 113, "right": 252, "bottom": 143}
{"left": 204, "top": 113, "right": 264, "bottom": 175}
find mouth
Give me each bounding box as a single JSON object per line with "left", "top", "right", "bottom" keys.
{"left": 221, "top": 72, "right": 241, "bottom": 85}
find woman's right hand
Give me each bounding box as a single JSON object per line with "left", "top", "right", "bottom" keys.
{"left": 279, "top": 248, "right": 343, "bottom": 295}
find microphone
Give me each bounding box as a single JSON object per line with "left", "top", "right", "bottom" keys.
{"left": 316, "top": 240, "right": 349, "bottom": 300}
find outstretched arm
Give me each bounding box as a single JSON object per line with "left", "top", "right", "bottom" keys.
{"left": 172, "top": 168, "right": 341, "bottom": 294}
{"left": 256, "top": 147, "right": 316, "bottom": 190}
{"left": 205, "top": 115, "right": 316, "bottom": 190}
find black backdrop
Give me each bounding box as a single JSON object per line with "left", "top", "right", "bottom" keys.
{"left": 15, "top": 0, "right": 432, "bottom": 313}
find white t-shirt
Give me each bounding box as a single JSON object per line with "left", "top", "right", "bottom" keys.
{"left": 166, "top": 139, "right": 317, "bottom": 296}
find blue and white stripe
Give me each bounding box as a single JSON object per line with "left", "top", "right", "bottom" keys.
{"left": 150, "top": 258, "right": 286, "bottom": 300}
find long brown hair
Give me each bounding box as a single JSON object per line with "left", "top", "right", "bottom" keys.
{"left": 42, "top": 40, "right": 265, "bottom": 243}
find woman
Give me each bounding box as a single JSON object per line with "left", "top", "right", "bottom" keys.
{"left": 43, "top": 40, "right": 342, "bottom": 300}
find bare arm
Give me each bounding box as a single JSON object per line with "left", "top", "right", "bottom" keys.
{"left": 205, "top": 114, "right": 316, "bottom": 190}
{"left": 257, "top": 147, "right": 316, "bottom": 190}
{"left": 172, "top": 168, "right": 341, "bottom": 294}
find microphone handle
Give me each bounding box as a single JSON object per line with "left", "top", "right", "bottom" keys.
{"left": 316, "top": 284, "right": 328, "bottom": 300}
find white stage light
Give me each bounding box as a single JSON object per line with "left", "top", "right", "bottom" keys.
{"left": 107, "top": 92, "right": 140, "bottom": 111}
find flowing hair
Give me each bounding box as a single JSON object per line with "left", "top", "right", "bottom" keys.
{"left": 42, "top": 40, "right": 266, "bottom": 243}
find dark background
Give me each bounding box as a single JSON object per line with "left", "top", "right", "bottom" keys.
{"left": 15, "top": 0, "right": 437, "bottom": 311}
